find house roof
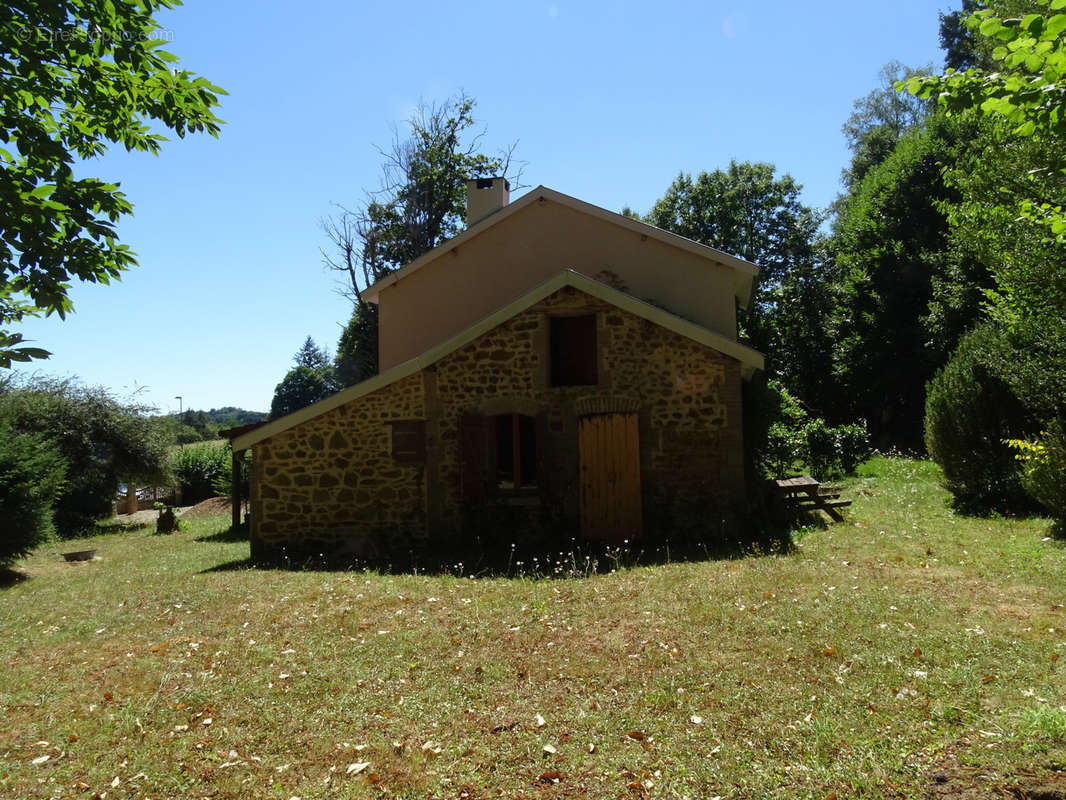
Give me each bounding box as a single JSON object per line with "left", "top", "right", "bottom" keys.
{"left": 234, "top": 270, "right": 765, "bottom": 451}
{"left": 360, "top": 186, "right": 761, "bottom": 310}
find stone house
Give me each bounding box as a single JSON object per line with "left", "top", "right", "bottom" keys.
{"left": 231, "top": 180, "right": 764, "bottom": 562}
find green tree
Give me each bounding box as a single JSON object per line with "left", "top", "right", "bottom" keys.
{"left": 0, "top": 414, "right": 66, "bottom": 564}
{"left": 646, "top": 161, "right": 821, "bottom": 290}
{"left": 643, "top": 161, "right": 827, "bottom": 405}
{"left": 334, "top": 302, "right": 378, "bottom": 386}
{"left": 839, "top": 61, "right": 933, "bottom": 192}
{"left": 294, "top": 335, "right": 332, "bottom": 371}
{"left": 322, "top": 93, "right": 520, "bottom": 386}
{"left": 269, "top": 337, "right": 338, "bottom": 419}
{"left": 0, "top": 375, "right": 169, "bottom": 535}
{"left": 902, "top": 0, "right": 1066, "bottom": 238}
{"left": 269, "top": 366, "right": 334, "bottom": 420}
{"left": 827, "top": 112, "right": 988, "bottom": 448}
{"left": 0, "top": 0, "right": 224, "bottom": 367}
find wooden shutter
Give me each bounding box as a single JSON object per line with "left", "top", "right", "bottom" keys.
{"left": 388, "top": 420, "right": 425, "bottom": 463}
{"left": 460, "top": 414, "right": 492, "bottom": 501}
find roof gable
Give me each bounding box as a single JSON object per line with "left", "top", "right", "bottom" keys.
{"left": 361, "top": 186, "right": 760, "bottom": 309}
{"left": 236, "top": 270, "right": 764, "bottom": 450}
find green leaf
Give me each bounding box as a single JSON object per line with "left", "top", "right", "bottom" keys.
{"left": 29, "top": 184, "right": 56, "bottom": 200}
{"left": 1045, "top": 14, "right": 1066, "bottom": 37}
{"left": 1021, "top": 14, "right": 1043, "bottom": 34}
{"left": 1052, "top": 0, "right": 1066, "bottom": 11}
{"left": 980, "top": 17, "right": 1005, "bottom": 37}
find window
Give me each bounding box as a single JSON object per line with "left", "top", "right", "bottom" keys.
{"left": 494, "top": 413, "right": 537, "bottom": 490}
{"left": 388, "top": 420, "right": 425, "bottom": 463}
{"left": 550, "top": 314, "right": 597, "bottom": 386}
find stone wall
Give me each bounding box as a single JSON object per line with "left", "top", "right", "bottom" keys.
{"left": 251, "top": 373, "right": 425, "bottom": 560}
{"left": 250, "top": 286, "right": 746, "bottom": 560}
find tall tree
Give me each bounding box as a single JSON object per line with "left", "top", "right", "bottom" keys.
{"left": 904, "top": 0, "right": 1066, "bottom": 418}
{"left": 0, "top": 0, "right": 224, "bottom": 366}
{"left": 827, "top": 112, "right": 987, "bottom": 448}
{"left": 294, "top": 336, "right": 332, "bottom": 372}
{"left": 269, "top": 337, "right": 337, "bottom": 419}
{"left": 838, "top": 61, "right": 933, "bottom": 193}
{"left": 643, "top": 160, "right": 825, "bottom": 392}
{"left": 322, "top": 93, "right": 521, "bottom": 386}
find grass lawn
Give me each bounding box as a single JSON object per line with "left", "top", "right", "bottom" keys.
{"left": 1, "top": 456, "right": 1064, "bottom": 799}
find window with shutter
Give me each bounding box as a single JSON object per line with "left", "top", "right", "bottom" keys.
{"left": 387, "top": 420, "right": 425, "bottom": 463}
{"left": 550, "top": 315, "right": 598, "bottom": 387}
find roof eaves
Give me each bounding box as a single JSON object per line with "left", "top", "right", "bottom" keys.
{"left": 238, "top": 270, "right": 764, "bottom": 450}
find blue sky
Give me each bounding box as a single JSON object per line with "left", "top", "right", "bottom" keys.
{"left": 14, "top": 0, "right": 949, "bottom": 413}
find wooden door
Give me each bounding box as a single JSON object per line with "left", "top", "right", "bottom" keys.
{"left": 578, "top": 413, "right": 642, "bottom": 542}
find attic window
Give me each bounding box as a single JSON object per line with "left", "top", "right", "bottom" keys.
{"left": 388, "top": 420, "right": 425, "bottom": 463}
{"left": 550, "top": 315, "right": 598, "bottom": 387}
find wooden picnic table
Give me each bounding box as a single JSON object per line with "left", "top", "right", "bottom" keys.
{"left": 771, "top": 475, "right": 851, "bottom": 522}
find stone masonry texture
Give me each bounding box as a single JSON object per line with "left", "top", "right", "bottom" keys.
{"left": 250, "top": 287, "right": 746, "bottom": 560}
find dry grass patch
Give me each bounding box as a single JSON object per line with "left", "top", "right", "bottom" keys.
{"left": 0, "top": 457, "right": 1063, "bottom": 799}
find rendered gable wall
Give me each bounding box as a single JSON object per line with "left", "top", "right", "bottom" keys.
{"left": 376, "top": 198, "right": 740, "bottom": 370}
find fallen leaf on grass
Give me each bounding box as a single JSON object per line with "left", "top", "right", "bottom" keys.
{"left": 689, "top": 715, "right": 703, "bottom": 725}
{"left": 421, "top": 741, "right": 441, "bottom": 756}
{"left": 542, "top": 744, "right": 557, "bottom": 755}
{"left": 982, "top": 674, "right": 997, "bottom": 684}
{"left": 913, "top": 647, "right": 922, "bottom": 658}
{"left": 31, "top": 755, "right": 50, "bottom": 765}
{"left": 534, "top": 713, "right": 546, "bottom": 728}
{"left": 346, "top": 762, "right": 369, "bottom": 775}
{"left": 625, "top": 731, "right": 646, "bottom": 741}
{"left": 538, "top": 770, "right": 562, "bottom": 783}
{"left": 587, "top": 743, "right": 597, "bottom": 753}
{"left": 823, "top": 647, "right": 837, "bottom": 657}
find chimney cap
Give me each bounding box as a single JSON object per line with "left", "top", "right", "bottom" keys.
{"left": 469, "top": 176, "right": 510, "bottom": 190}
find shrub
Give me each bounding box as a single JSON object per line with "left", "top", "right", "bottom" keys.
{"left": 802, "top": 419, "right": 872, "bottom": 480}
{"left": 0, "top": 416, "right": 67, "bottom": 565}
{"left": 745, "top": 377, "right": 872, "bottom": 480}
{"left": 171, "top": 443, "right": 229, "bottom": 505}
{"left": 1008, "top": 418, "right": 1066, "bottom": 523}
{"left": 212, "top": 447, "right": 250, "bottom": 501}
{"left": 0, "top": 376, "right": 170, "bottom": 536}
{"left": 925, "top": 322, "right": 1035, "bottom": 512}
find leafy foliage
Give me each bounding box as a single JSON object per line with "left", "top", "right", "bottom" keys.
{"left": 0, "top": 0, "right": 224, "bottom": 366}
{"left": 902, "top": 0, "right": 1066, "bottom": 240}
{"left": 839, "top": 61, "right": 933, "bottom": 192}
{"left": 827, "top": 112, "right": 987, "bottom": 449}
{"left": 645, "top": 161, "right": 821, "bottom": 291}
{"left": 746, "top": 377, "right": 871, "bottom": 480}
{"left": 171, "top": 442, "right": 228, "bottom": 505}
{"left": 643, "top": 161, "right": 825, "bottom": 375}
{"left": 0, "top": 414, "right": 66, "bottom": 564}
{"left": 334, "top": 301, "right": 378, "bottom": 387}
{"left": 924, "top": 322, "right": 1036, "bottom": 511}
{"left": 323, "top": 94, "right": 520, "bottom": 381}
{"left": 270, "top": 337, "right": 337, "bottom": 419}
{"left": 0, "top": 375, "right": 169, "bottom": 535}
{"left": 212, "top": 447, "right": 249, "bottom": 503}
{"left": 1008, "top": 418, "right": 1066, "bottom": 523}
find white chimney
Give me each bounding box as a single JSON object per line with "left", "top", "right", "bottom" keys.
{"left": 465, "top": 177, "right": 510, "bottom": 227}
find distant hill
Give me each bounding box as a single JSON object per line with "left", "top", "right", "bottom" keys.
{"left": 154, "top": 407, "right": 267, "bottom": 444}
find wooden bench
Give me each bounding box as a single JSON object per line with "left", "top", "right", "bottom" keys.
{"left": 772, "top": 475, "right": 852, "bottom": 522}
